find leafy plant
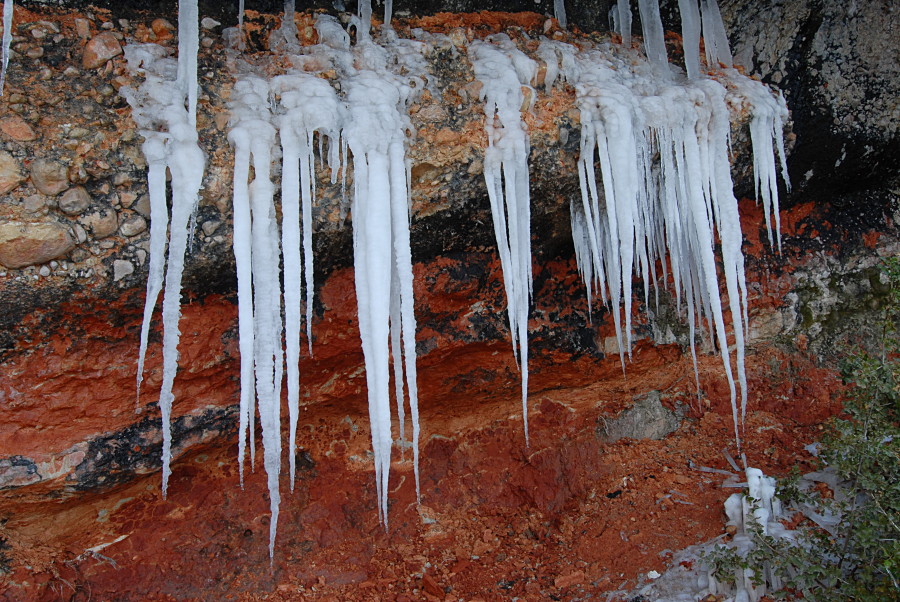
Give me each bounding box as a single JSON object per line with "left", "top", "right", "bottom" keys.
{"left": 702, "top": 257, "right": 900, "bottom": 600}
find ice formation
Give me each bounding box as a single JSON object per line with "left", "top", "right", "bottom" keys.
{"left": 707, "top": 467, "right": 792, "bottom": 601}
{"left": 469, "top": 35, "right": 538, "bottom": 444}
{"left": 540, "top": 0, "right": 789, "bottom": 446}
{"left": 612, "top": 0, "right": 633, "bottom": 48}
{"left": 1, "top": 0, "right": 12, "bottom": 95}
{"left": 124, "top": 0, "right": 204, "bottom": 497}
{"left": 637, "top": 0, "right": 667, "bottom": 71}
{"left": 125, "top": 0, "right": 791, "bottom": 555}
{"left": 217, "top": 10, "right": 427, "bottom": 550}
{"left": 554, "top": 0, "right": 567, "bottom": 29}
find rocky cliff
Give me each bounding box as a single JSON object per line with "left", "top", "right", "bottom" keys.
{"left": 0, "top": 1, "right": 897, "bottom": 599}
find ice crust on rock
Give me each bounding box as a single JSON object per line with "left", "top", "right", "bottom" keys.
{"left": 469, "top": 34, "right": 537, "bottom": 445}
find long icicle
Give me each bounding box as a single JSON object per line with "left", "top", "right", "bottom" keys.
{"left": 0, "top": 0, "right": 12, "bottom": 95}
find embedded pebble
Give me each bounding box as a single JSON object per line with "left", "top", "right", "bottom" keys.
{"left": 132, "top": 194, "right": 151, "bottom": 218}
{"left": 71, "top": 223, "right": 87, "bottom": 244}
{"left": 80, "top": 208, "right": 119, "bottom": 239}
{"left": 39, "top": 266, "right": 51, "bottom": 277}
{"left": 23, "top": 195, "right": 48, "bottom": 215}
{"left": 0, "top": 222, "right": 76, "bottom": 269}
{"left": 0, "top": 152, "right": 25, "bottom": 194}
{"left": 30, "top": 159, "right": 70, "bottom": 196}
{"left": 113, "top": 259, "right": 134, "bottom": 281}
{"left": 201, "top": 219, "right": 222, "bottom": 237}
{"left": 0, "top": 116, "right": 37, "bottom": 141}
{"left": 75, "top": 18, "right": 91, "bottom": 39}
{"left": 119, "top": 215, "right": 147, "bottom": 237}
{"left": 58, "top": 186, "right": 92, "bottom": 215}
{"left": 82, "top": 32, "right": 123, "bottom": 69}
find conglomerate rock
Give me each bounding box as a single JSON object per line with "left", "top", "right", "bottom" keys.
{"left": 0, "top": 1, "right": 897, "bottom": 598}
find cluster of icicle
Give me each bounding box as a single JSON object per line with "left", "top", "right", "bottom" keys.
{"left": 468, "top": 35, "right": 538, "bottom": 445}
{"left": 472, "top": 0, "right": 789, "bottom": 451}
{"left": 121, "top": 0, "right": 203, "bottom": 498}
{"left": 223, "top": 6, "right": 429, "bottom": 556}
{"left": 124, "top": 0, "right": 791, "bottom": 558}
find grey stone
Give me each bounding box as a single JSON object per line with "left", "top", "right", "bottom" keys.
{"left": 598, "top": 391, "right": 682, "bottom": 443}
{"left": 58, "top": 186, "right": 92, "bottom": 215}
{"left": 113, "top": 259, "right": 134, "bottom": 281}
{"left": 22, "top": 194, "right": 48, "bottom": 215}
{"left": 132, "top": 194, "right": 151, "bottom": 218}
{"left": 79, "top": 208, "right": 118, "bottom": 239}
{"left": 119, "top": 214, "right": 147, "bottom": 237}
{"left": 201, "top": 219, "right": 222, "bottom": 237}
{"left": 30, "top": 159, "right": 69, "bottom": 196}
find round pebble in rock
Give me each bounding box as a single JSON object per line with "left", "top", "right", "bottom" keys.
{"left": 58, "top": 186, "right": 92, "bottom": 215}
{"left": 30, "top": 159, "right": 70, "bottom": 196}
{"left": 119, "top": 215, "right": 147, "bottom": 237}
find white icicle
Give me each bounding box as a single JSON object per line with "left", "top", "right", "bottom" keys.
{"left": 177, "top": 0, "right": 199, "bottom": 126}
{"left": 0, "top": 0, "right": 12, "bottom": 95}
{"left": 543, "top": 23, "right": 784, "bottom": 450}
{"left": 158, "top": 138, "right": 204, "bottom": 497}
{"left": 554, "top": 0, "right": 567, "bottom": 29}
{"left": 272, "top": 68, "right": 345, "bottom": 487}
{"left": 135, "top": 136, "right": 169, "bottom": 406}
{"left": 678, "top": 0, "right": 702, "bottom": 79}
{"left": 700, "top": 0, "right": 733, "bottom": 69}
{"left": 358, "top": 0, "right": 372, "bottom": 42}
{"left": 121, "top": 36, "right": 204, "bottom": 497}
{"left": 384, "top": 0, "right": 394, "bottom": 28}
{"left": 637, "top": 0, "right": 668, "bottom": 71}
{"left": 616, "top": 0, "right": 633, "bottom": 48}
{"left": 228, "top": 72, "right": 283, "bottom": 557}
{"left": 470, "top": 35, "right": 536, "bottom": 444}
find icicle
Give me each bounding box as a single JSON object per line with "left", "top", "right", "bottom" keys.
{"left": 542, "top": 14, "right": 785, "bottom": 450}
{"left": 0, "top": 0, "right": 12, "bottom": 95}
{"left": 272, "top": 70, "right": 344, "bottom": 488}
{"left": 469, "top": 35, "right": 537, "bottom": 445}
{"left": 384, "top": 0, "right": 393, "bottom": 28}
{"left": 227, "top": 72, "right": 283, "bottom": 557}
{"left": 720, "top": 69, "right": 791, "bottom": 252}
{"left": 678, "top": 0, "right": 702, "bottom": 79}
{"left": 177, "top": 0, "right": 199, "bottom": 126}
{"left": 700, "top": 0, "right": 733, "bottom": 69}
{"left": 637, "top": 0, "right": 667, "bottom": 71}
{"left": 271, "top": 1, "right": 300, "bottom": 53}
{"left": 358, "top": 0, "right": 372, "bottom": 42}
{"left": 615, "top": 0, "right": 633, "bottom": 48}
{"left": 344, "top": 64, "right": 423, "bottom": 524}
{"left": 135, "top": 136, "right": 169, "bottom": 407}
{"left": 554, "top": 0, "right": 567, "bottom": 29}
{"left": 121, "top": 30, "right": 204, "bottom": 498}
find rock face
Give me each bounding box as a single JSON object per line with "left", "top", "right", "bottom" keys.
{"left": 0, "top": 1, "right": 896, "bottom": 598}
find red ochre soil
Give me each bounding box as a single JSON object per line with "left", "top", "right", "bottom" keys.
{"left": 0, "top": 255, "right": 842, "bottom": 600}
{"left": 0, "top": 345, "right": 838, "bottom": 601}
